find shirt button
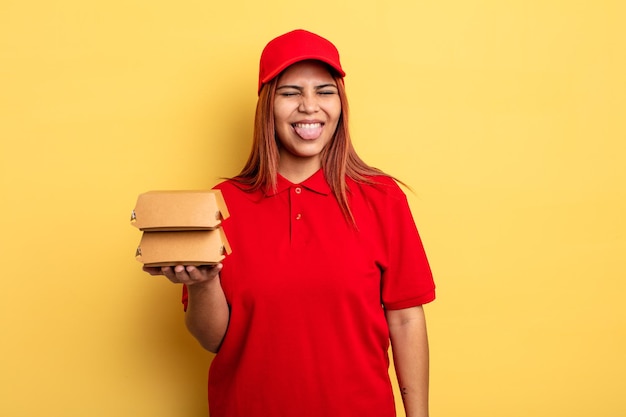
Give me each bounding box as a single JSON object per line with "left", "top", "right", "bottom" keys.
{"left": 295, "top": 213, "right": 302, "bottom": 220}
{"left": 295, "top": 187, "right": 302, "bottom": 194}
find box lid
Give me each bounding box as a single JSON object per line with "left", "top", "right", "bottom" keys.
{"left": 136, "top": 229, "right": 232, "bottom": 267}
{"left": 131, "top": 190, "right": 229, "bottom": 231}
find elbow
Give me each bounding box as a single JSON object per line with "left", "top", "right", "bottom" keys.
{"left": 183, "top": 301, "right": 230, "bottom": 354}
{"left": 199, "top": 340, "right": 222, "bottom": 354}
{"left": 186, "top": 324, "right": 225, "bottom": 354}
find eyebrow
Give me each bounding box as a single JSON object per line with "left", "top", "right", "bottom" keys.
{"left": 276, "top": 83, "right": 338, "bottom": 91}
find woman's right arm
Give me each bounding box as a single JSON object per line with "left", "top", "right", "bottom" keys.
{"left": 144, "top": 265, "right": 230, "bottom": 353}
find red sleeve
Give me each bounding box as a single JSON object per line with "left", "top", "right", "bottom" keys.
{"left": 379, "top": 180, "right": 436, "bottom": 310}
{"left": 182, "top": 284, "right": 188, "bottom": 312}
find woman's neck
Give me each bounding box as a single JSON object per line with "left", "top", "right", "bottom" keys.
{"left": 278, "top": 156, "right": 321, "bottom": 184}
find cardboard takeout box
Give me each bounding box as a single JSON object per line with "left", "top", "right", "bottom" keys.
{"left": 136, "top": 229, "right": 231, "bottom": 267}
{"left": 130, "top": 190, "right": 229, "bottom": 231}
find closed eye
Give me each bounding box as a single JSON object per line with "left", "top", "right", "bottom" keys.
{"left": 276, "top": 85, "right": 302, "bottom": 96}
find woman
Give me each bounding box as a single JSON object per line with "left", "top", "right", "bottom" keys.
{"left": 144, "top": 29, "right": 436, "bottom": 417}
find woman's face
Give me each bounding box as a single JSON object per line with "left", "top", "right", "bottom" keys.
{"left": 273, "top": 60, "right": 341, "bottom": 173}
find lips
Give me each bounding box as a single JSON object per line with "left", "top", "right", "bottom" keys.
{"left": 292, "top": 122, "right": 324, "bottom": 140}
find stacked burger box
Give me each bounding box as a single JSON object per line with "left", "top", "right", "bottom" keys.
{"left": 131, "top": 190, "right": 231, "bottom": 267}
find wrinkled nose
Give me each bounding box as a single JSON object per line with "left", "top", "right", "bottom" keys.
{"left": 298, "top": 94, "right": 319, "bottom": 113}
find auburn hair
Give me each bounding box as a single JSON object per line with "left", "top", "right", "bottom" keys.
{"left": 232, "top": 70, "right": 393, "bottom": 224}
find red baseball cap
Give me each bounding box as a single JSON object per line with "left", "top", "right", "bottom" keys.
{"left": 258, "top": 29, "right": 346, "bottom": 94}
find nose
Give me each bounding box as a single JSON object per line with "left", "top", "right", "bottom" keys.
{"left": 298, "top": 93, "right": 319, "bottom": 113}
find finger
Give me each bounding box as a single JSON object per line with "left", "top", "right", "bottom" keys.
{"left": 160, "top": 266, "right": 179, "bottom": 282}
{"left": 196, "top": 263, "right": 223, "bottom": 274}
{"left": 177, "top": 264, "right": 223, "bottom": 285}
{"left": 187, "top": 264, "right": 222, "bottom": 281}
{"left": 173, "top": 265, "right": 192, "bottom": 282}
{"left": 183, "top": 266, "right": 204, "bottom": 282}
{"left": 142, "top": 266, "right": 164, "bottom": 276}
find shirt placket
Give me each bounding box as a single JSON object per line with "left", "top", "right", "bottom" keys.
{"left": 289, "top": 185, "right": 304, "bottom": 244}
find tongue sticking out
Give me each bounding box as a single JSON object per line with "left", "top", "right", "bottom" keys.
{"left": 294, "top": 123, "right": 323, "bottom": 140}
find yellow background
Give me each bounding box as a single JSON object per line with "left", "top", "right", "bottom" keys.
{"left": 1, "top": 1, "right": 624, "bottom": 416}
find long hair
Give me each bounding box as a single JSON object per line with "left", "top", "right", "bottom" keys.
{"left": 233, "top": 71, "right": 392, "bottom": 224}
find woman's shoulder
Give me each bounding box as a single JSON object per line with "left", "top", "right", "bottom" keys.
{"left": 212, "top": 177, "right": 254, "bottom": 190}
{"left": 212, "top": 178, "right": 236, "bottom": 192}
{"left": 212, "top": 178, "right": 263, "bottom": 202}
{"left": 350, "top": 174, "right": 407, "bottom": 201}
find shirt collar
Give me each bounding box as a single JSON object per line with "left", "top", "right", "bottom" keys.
{"left": 268, "top": 169, "right": 331, "bottom": 197}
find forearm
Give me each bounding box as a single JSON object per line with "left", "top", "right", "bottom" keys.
{"left": 185, "top": 277, "right": 230, "bottom": 353}
{"left": 386, "top": 306, "right": 430, "bottom": 417}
